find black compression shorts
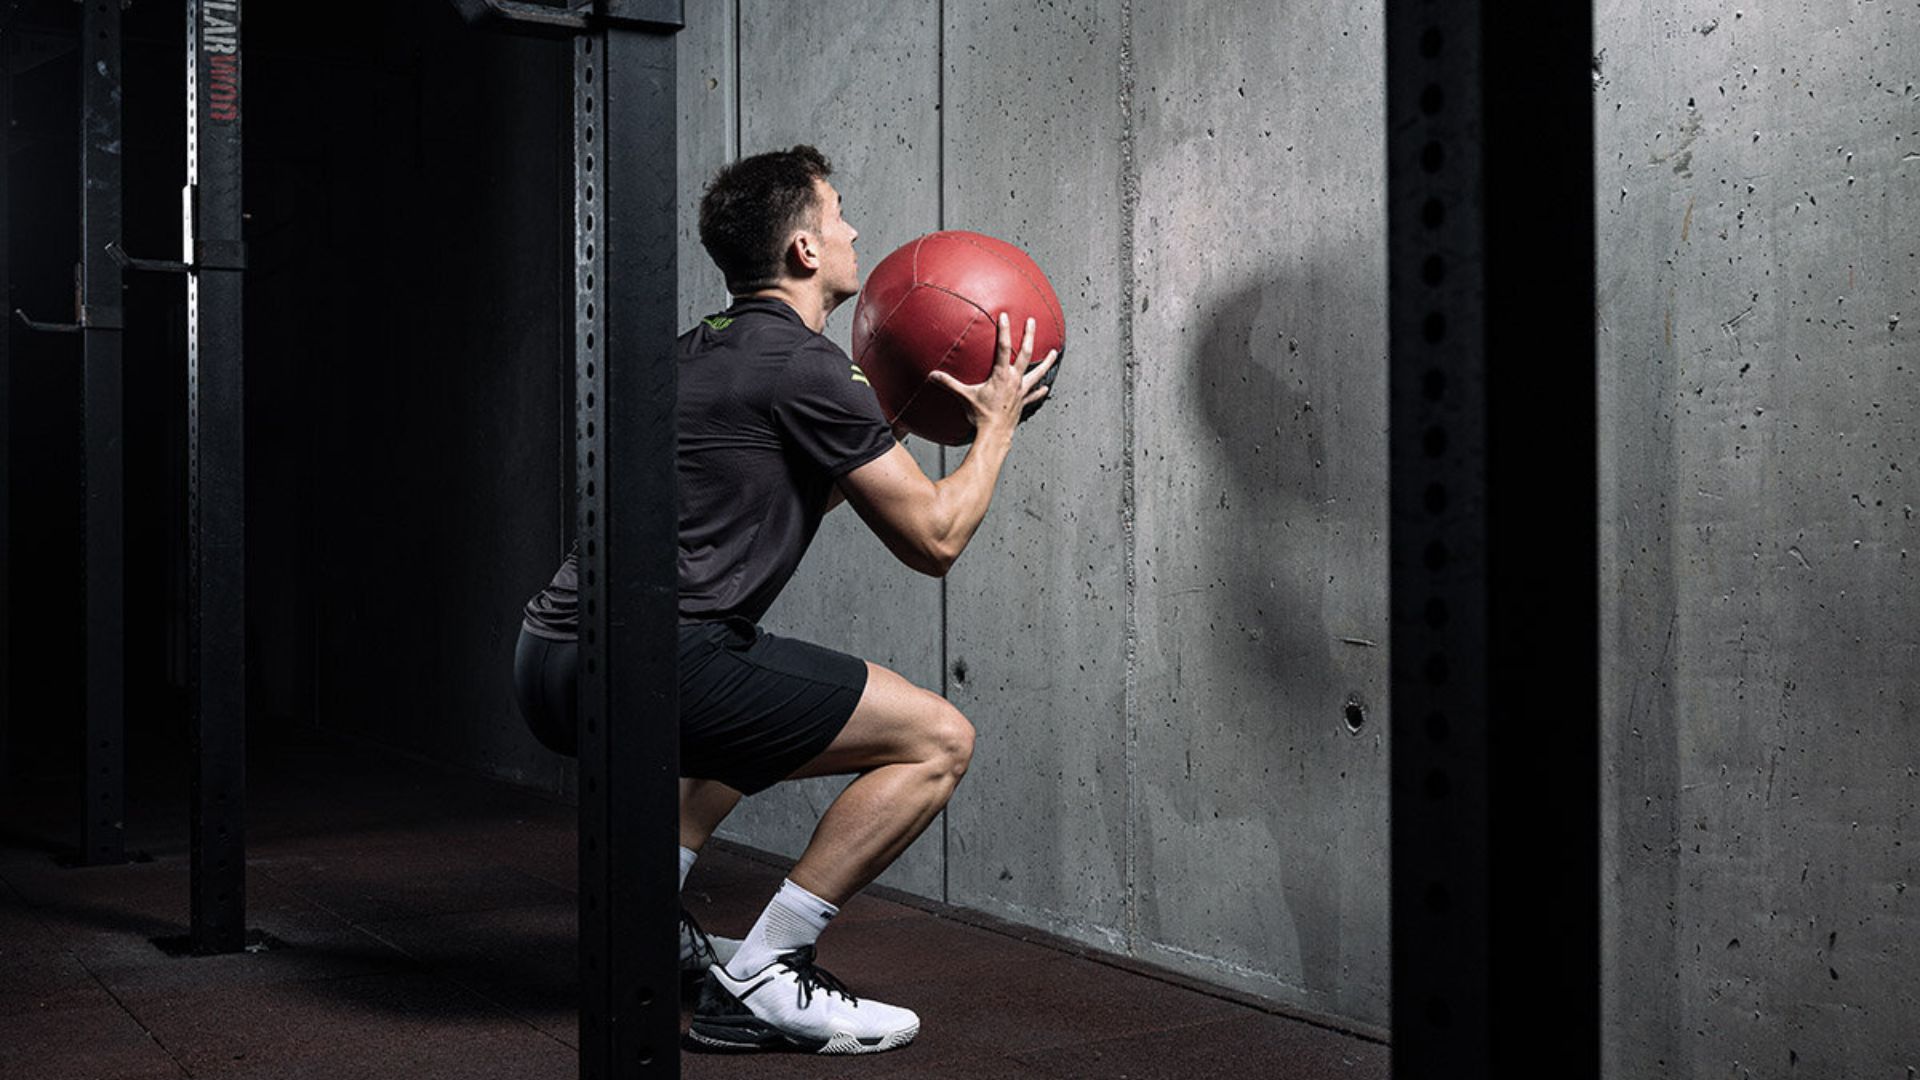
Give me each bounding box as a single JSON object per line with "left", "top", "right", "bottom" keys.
{"left": 512, "top": 618, "right": 866, "bottom": 796}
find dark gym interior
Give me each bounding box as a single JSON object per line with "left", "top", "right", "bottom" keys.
{"left": 8, "top": 0, "right": 1916, "bottom": 1077}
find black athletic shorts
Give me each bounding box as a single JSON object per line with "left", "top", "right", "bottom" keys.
{"left": 511, "top": 617, "right": 866, "bottom": 796}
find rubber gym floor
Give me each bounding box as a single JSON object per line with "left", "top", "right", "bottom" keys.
{"left": 0, "top": 730, "right": 1388, "bottom": 1079}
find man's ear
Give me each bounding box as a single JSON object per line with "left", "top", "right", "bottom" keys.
{"left": 789, "top": 230, "right": 821, "bottom": 273}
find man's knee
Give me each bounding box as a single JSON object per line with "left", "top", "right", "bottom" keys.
{"left": 926, "top": 700, "right": 975, "bottom": 781}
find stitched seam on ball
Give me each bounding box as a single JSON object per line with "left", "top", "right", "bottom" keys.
{"left": 888, "top": 307, "right": 988, "bottom": 433}
{"left": 858, "top": 287, "right": 920, "bottom": 375}
{"left": 942, "top": 232, "right": 1066, "bottom": 341}
{"left": 912, "top": 280, "right": 992, "bottom": 318}
{"left": 910, "top": 279, "right": 1061, "bottom": 363}
{"left": 854, "top": 235, "right": 930, "bottom": 377}
{"left": 895, "top": 281, "right": 1045, "bottom": 433}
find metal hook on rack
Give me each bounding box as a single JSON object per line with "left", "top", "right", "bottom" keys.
{"left": 13, "top": 308, "right": 82, "bottom": 333}
{"left": 106, "top": 240, "right": 192, "bottom": 275}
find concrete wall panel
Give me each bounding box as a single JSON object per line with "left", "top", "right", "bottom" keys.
{"left": 709, "top": 0, "right": 948, "bottom": 900}
{"left": 940, "top": 1, "right": 1132, "bottom": 943}
{"left": 1598, "top": 2, "right": 1920, "bottom": 1075}
{"left": 678, "top": 0, "right": 737, "bottom": 331}
{"left": 1130, "top": 0, "right": 1389, "bottom": 1024}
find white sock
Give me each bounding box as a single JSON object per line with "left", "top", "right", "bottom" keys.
{"left": 679, "top": 845, "right": 698, "bottom": 892}
{"left": 724, "top": 878, "right": 839, "bottom": 978}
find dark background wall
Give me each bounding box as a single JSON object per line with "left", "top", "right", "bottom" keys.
{"left": 6, "top": 0, "right": 189, "bottom": 776}
{"left": 257, "top": 7, "right": 572, "bottom": 788}
{"left": 3, "top": 0, "right": 573, "bottom": 786}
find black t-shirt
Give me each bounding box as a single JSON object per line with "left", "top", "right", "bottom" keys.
{"left": 521, "top": 296, "right": 895, "bottom": 639}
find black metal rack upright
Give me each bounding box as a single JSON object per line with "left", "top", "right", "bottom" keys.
{"left": 451, "top": 2, "right": 686, "bottom": 1074}
{"left": 5, "top": 0, "right": 131, "bottom": 863}
{"left": 0, "top": 27, "right": 12, "bottom": 786}
{"left": 1387, "top": 1, "right": 1599, "bottom": 1077}
{"left": 0, "top": 23, "right": 10, "bottom": 791}
{"left": 79, "top": 0, "right": 128, "bottom": 868}
{"left": 571, "top": 9, "right": 684, "bottom": 1075}
{"left": 86, "top": 0, "right": 249, "bottom": 956}
{"left": 186, "top": 0, "right": 247, "bottom": 954}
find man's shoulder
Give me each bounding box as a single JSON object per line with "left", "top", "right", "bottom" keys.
{"left": 790, "top": 329, "right": 851, "bottom": 366}
{"left": 780, "top": 332, "right": 870, "bottom": 401}
{"left": 684, "top": 303, "right": 840, "bottom": 360}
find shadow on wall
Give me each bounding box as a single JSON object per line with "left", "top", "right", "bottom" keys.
{"left": 1135, "top": 255, "right": 1387, "bottom": 1007}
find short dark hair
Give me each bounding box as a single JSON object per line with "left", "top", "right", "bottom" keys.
{"left": 698, "top": 144, "right": 833, "bottom": 294}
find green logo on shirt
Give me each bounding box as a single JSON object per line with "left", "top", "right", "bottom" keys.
{"left": 850, "top": 364, "right": 870, "bottom": 387}
{"left": 703, "top": 315, "right": 735, "bottom": 331}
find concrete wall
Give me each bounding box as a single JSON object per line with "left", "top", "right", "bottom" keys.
{"left": 684, "top": 0, "right": 1392, "bottom": 1031}
{"left": 1127, "top": 2, "right": 1388, "bottom": 1022}
{"left": 677, "top": 0, "right": 951, "bottom": 899}
{"left": 1596, "top": 3, "right": 1920, "bottom": 1076}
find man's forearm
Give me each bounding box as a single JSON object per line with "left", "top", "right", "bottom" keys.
{"left": 922, "top": 422, "right": 1015, "bottom": 570}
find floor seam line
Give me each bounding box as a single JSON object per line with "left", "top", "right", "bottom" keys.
{"left": 1001, "top": 1013, "right": 1268, "bottom": 1059}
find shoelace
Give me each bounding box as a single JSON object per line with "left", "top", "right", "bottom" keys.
{"left": 778, "top": 945, "right": 860, "bottom": 1008}
{"left": 679, "top": 907, "right": 716, "bottom": 965}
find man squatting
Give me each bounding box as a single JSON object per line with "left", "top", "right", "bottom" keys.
{"left": 515, "top": 144, "right": 1056, "bottom": 1054}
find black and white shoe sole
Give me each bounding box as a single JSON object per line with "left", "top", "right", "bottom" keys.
{"left": 688, "top": 1015, "right": 919, "bottom": 1055}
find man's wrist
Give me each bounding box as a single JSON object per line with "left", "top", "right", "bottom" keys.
{"left": 973, "top": 414, "right": 1018, "bottom": 447}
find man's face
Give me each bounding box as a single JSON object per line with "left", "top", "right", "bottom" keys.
{"left": 810, "top": 178, "right": 860, "bottom": 304}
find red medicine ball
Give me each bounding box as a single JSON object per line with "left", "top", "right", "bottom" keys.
{"left": 851, "top": 231, "right": 1065, "bottom": 446}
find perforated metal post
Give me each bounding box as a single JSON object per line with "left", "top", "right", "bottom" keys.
{"left": 0, "top": 32, "right": 11, "bottom": 784}
{"left": 79, "top": 0, "right": 128, "bottom": 868}
{"left": 574, "top": 4, "right": 684, "bottom": 1074}
{"left": 187, "top": 0, "right": 246, "bottom": 955}
{"left": 1388, "top": 1, "right": 1598, "bottom": 1076}
{"left": 444, "top": 2, "right": 682, "bottom": 1068}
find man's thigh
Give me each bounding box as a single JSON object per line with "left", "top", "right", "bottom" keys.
{"left": 784, "top": 661, "right": 966, "bottom": 780}
{"left": 679, "top": 620, "right": 868, "bottom": 795}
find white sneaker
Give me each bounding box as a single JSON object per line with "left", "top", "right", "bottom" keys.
{"left": 689, "top": 945, "right": 920, "bottom": 1054}
{"left": 680, "top": 908, "right": 742, "bottom": 973}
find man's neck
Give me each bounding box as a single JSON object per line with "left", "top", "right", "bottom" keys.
{"left": 743, "top": 281, "right": 834, "bottom": 333}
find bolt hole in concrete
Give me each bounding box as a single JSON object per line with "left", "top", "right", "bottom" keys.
{"left": 1345, "top": 698, "right": 1367, "bottom": 734}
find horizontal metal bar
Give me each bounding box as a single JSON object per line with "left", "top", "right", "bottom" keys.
{"left": 105, "top": 239, "right": 245, "bottom": 274}
{"left": 14, "top": 309, "right": 82, "bottom": 334}
{"left": 450, "top": 0, "right": 682, "bottom": 36}
{"left": 107, "top": 241, "right": 191, "bottom": 274}
{"left": 603, "top": 0, "right": 682, "bottom": 30}
{"left": 448, "top": 0, "right": 589, "bottom": 36}
{"left": 12, "top": 308, "right": 123, "bottom": 331}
